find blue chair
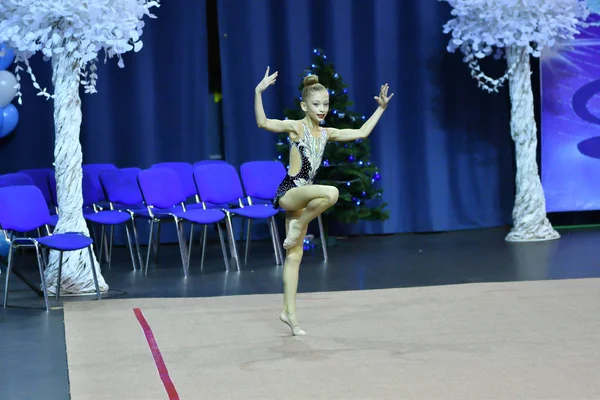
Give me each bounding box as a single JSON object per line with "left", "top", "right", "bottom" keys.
{"left": 98, "top": 167, "right": 147, "bottom": 268}
{"left": 0, "top": 172, "right": 56, "bottom": 247}
{"left": 100, "top": 167, "right": 178, "bottom": 265}
{"left": 0, "top": 185, "right": 101, "bottom": 311}
{"left": 81, "top": 164, "right": 117, "bottom": 260}
{"left": 19, "top": 168, "right": 55, "bottom": 212}
{"left": 193, "top": 163, "right": 281, "bottom": 270}
{"left": 151, "top": 161, "right": 213, "bottom": 256}
{"left": 83, "top": 163, "right": 117, "bottom": 208}
{"left": 0, "top": 173, "right": 54, "bottom": 270}
{"left": 151, "top": 162, "right": 200, "bottom": 205}
{"left": 81, "top": 173, "right": 138, "bottom": 270}
{"left": 15, "top": 169, "right": 59, "bottom": 227}
{"left": 191, "top": 160, "right": 235, "bottom": 209}
{"left": 137, "top": 167, "right": 230, "bottom": 275}
{"left": 240, "top": 161, "right": 328, "bottom": 261}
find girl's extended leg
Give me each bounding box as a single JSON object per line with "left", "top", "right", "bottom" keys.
{"left": 278, "top": 184, "right": 338, "bottom": 249}
{"left": 280, "top": 209, "right": 308, "bottom": 336}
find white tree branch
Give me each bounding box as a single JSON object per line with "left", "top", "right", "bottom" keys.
{"left": 0, "top": 0, "right": 160, "bottom": 294}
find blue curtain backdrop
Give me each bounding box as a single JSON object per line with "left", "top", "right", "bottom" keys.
{"left": 0, "top": 0, "right": 516, "bottom": 238}
{"left": 0, "top": 0, "right": 212, "bottom": 172}
{"left": 217, "top": 0, "right": 515, "bottom": 234}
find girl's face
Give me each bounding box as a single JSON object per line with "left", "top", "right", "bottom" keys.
{"left": 302, "top": 91, "right": 329, "bottom": 123}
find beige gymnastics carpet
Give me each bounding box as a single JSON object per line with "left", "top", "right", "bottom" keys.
{"left": 64, "top": 278, "right": 600, "bottom": 400}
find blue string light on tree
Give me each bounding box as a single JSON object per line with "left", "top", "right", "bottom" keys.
{"left": 371, "top": 171, "right": 381, "bottom": 184}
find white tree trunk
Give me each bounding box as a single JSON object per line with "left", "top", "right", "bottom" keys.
{"left": 43, "top": 52, "right": 108, "bottom": 294}
{"left": 504, "top": 46, "right": 559, "bottom": 242}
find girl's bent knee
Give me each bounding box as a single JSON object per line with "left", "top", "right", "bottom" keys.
{"left": 325, "top": 186, "right": 339, "bottom": 204}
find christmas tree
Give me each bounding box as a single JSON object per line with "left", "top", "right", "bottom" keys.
{"left": 276, "top": 48, "right": 389, "bottom": 224}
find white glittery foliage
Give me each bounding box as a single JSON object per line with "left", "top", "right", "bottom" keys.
{"left": 0, "top": 0, "right": 160, "bottom": 101}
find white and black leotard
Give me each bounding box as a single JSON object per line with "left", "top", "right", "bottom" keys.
{"left": 273, "top": 122, "right": 328, "bottom": 208}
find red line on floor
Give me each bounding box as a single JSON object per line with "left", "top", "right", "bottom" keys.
{"left": 133, "top": 308, "right": 180, "bottom": 400}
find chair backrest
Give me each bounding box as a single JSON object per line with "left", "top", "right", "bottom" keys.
{"left": 138, "top": 168, "right": 186, "bottom": 209}
{"left": 151, "top": 162, "right": 196, "bottom": 198}
{"left": 240, "top": 161, "right": 286, "bottom": 200}
{"left": 83, "top": 163, "right": 117, "bottom": 202}
{"left": 47, "top": 171, "right": 98, "bottom": 207}
{"left": 19, "top": 168, "right": 54, "bottom": 205}
{"left": 193, "top": 160, "right": 228, "bottom": 170}
{"left": 0, "top": 185, "right": 51, "bottom": 232}
{"left": 99, "top": 168, "right": 143, "bottom": 206}
{"left": 82, "top": 172, "right": 100, "bottom": 206}
{"left": 194, "top": 163, "right": 244, "bottom": 205}
{"left": 0, "top": 172, "right": 35, "bottom": 188}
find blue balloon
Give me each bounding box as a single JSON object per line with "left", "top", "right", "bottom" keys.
{"left": 589, "top": 0, "right": 600, "bottom": 15}
{"left": 0, "top": 103, "right": 18, "bottom": 138}
{"left": 0, "top": 44, "right": 14, "bottom": 71}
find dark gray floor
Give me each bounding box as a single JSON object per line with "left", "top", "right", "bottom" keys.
{"left": 1, "top": 226, "right": 599, "bottom": 400}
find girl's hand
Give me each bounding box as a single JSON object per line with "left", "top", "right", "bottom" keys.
{"left": 255, "top": 66, "right": 278, "bottom": 94}
{"left": 374, "top": 83, "right": 394, "bottom": 109}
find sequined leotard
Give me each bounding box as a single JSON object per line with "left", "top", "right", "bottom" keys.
{"left": 273, "top": 122, "right": 328, "bottom": 208}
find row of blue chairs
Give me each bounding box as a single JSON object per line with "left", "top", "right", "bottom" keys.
{"left": 0, "top": 160, "right": 328, "bottom": 310}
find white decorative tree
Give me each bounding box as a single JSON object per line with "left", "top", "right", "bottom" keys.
{"left": 440, "top": 0, "right": 590, "bottom": 241}
{"left": 0, "top": 0, "right": 160, "bottom": 294}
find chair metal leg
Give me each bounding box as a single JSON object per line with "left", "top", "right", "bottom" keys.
{"left": 216, "top": 223, "right": 230, "bottom": 271}
{"left": 87, "top": 246, "right": 101, "bottom": 300}
{"left": 224, "top": 213, "right": 240, "bottom": 271}
{"left": 317, "top": 215, "right": 328, "bottom": 261}
{"left": 144, "top": 220, "right": 155, "bottom": 275}
{"left": 98, "top": 225, "right": 105, "bottom": 264}
{"left": 174, "top": 218, "right": 189, "bottom": 277}
{"left": 91, "top": 225, "right": 100, "bottom": 256}
{"left": 3, "top": 245, "right": 14, "bottom": 308}
{"left": 34, "top": 244, "right": 50, "bottom": 311}
{"left": 124, "top": 224, "right": 137, "bottom": 270}
{"left": 244, "top": 219, "right": 252, "bottom": 264}
{"left": 272, "top": 217, "right": 284, "bottom": 266}
{"left": 268, "top": 217, "right": 282, "bottom": 265}
{"left": 56, "top": 251, "right": 63, "bottom": 301}
{"left": 200, "top": 225, "right": 208, "bottom": 271}
{"left": 107, "top": 226, "right": 115, "bottom": 269}
{"left": 154, "top": 220, "right": 162, "bottom": 262}
{"left": 187, "top": 224, "right": 195, "bottom": 269}
{"left": 40, "top": 248, "right": 49, "bottom": 270}
{"left": 102, "top": 226, "right": 110, "bottom": 263}
{"left": 130, "top": 217, "right": 143, "bottom": 270}
{"left": 41, "top": 245, "right": 48, "bottom": 269}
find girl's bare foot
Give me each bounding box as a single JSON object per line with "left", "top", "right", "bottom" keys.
{"left": 279, "top": 310, "right": 307, "bottom": 336}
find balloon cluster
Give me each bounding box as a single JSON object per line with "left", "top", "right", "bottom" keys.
{"left": 0, "top": 44, "right": 18, "bottom": 139}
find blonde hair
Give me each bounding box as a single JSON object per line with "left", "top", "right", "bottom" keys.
{"left": 301, "top": 75, "right": 327, "bottom": 101}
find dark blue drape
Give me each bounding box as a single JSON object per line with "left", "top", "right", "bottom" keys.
{"left": 218, "top": 0, "right": 515, "bottom": 234}
{"left": 0, "top": 0, "right": 212, "bottom": 172}
{"left": 0, "top": 0, "right": 516, "bottom": 239}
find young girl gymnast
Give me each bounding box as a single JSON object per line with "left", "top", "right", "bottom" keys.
{"left": 254, "top": 67, "right": 393, "bottom": 335}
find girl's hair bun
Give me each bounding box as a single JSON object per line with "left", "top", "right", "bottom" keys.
{"left": 303, "top": 75, "right": 319, "bottom": 87}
